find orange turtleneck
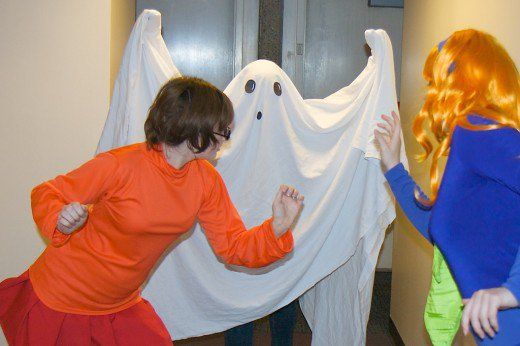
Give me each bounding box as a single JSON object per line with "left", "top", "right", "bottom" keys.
{"left": 28, "top": 143, "right": 293, "bottom": 315}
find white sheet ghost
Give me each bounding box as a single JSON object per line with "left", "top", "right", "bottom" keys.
{"left": 96, "top": 9, "right": 181, "bottom": 154}
{"left": 142, "top": 29, "right": 408, "bottom": 344}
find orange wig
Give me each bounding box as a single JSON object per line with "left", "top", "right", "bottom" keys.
{"left": 413, "top": 29, "right": 520, "bottom": 204}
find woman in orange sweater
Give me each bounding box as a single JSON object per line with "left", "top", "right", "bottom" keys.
{"left": 0, "top": 77, "right": 304, "bottom": 345}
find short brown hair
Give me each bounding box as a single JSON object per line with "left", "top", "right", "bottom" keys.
{"left": 145, "top": 76, "right": 234, "bottom": 153}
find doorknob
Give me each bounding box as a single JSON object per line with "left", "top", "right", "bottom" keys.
{"left": 296, "top": 43, "right": 304, "bottom": 55}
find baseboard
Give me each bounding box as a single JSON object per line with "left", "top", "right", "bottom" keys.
{"left": 376, "top": 268, "right": 392, "bottom": 273}
{"left": 389, "top": 317, "right": 405, "bottom": 346}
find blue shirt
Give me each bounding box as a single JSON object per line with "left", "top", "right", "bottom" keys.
{"left": 385, "top": 115, "right": 520, "bottom": 301}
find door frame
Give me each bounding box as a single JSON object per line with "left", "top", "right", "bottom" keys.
{"left": 234, "top": 0, "right": 260, "bottom": 75}
{"left": 281, "top": 0, "right": 307, "bottom": 91}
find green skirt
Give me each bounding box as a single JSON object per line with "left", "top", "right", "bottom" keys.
{"left": 423, "top": 246, "right": 464, "bottom": 345}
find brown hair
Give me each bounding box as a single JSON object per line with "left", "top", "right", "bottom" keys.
{"left": 145, "top": 76, "right": 234, "bottom": 153}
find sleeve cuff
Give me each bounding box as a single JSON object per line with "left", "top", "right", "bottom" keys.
{"left": 265, "top": 218, "right": 294, "bottom": 257}
{"left": 50, "top": 227, "right": 71, "bottom": 247}
{"left": 502, "top": 282, "right": 520, "bottom": 306}
{"left": 384, "top": 162, "right": 407, "bottom": 182}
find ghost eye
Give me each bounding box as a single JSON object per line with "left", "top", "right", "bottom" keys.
{"left": 273, "top": 82, "right": 282, "bottom": 96}
{"left": 245, "top": 79, "right": 256, "bottom": 93}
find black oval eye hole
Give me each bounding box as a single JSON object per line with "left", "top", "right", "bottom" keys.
{"left": 256, "top": 111, "right": 263, "bottom": 120}
{"left": 273, "top": 82, "right": 282, "bottom": 96}
{"left": 245, "top": 79, "right": 256, "bottom": 93}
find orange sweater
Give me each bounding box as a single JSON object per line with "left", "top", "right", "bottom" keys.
{"left": 28, "top": 143, "right": 293, "bottom": 315}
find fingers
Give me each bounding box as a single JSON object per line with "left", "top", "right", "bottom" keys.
{"left": 275, "top": 185, "right": 284, "bottom": 203}
{"left": 479, "top": 294, "right": 495, "bottom": 338}
{"left": 462, "top": 292, "right": 475, "bottom": 336}
{"left": 391, "top": 111, "right": 402, "bottom": 138}
{"left": 58, "top": 214, "right": 73, "bottom": 228}
{"left": 57, "top": 202, "right": 89, "bottom": 234}
{"left": 377, "top": 122, "right": 393, "bottom": 135}
{"left": 62, "top": 203, "right": 87, "bottom": 222}
{"left": 72, "top": 202, "right": 88, "bottom": 218}
{"left": 284, "top": 185, "right": 295, "bottom": 198}
{"left": 470, "top": 292, "right": 485, "bottom": 339}
{"left": 374, "top": 129, "right": 390, "bottom": 151}
{"left": 59, "top": 211, "right": 74, "bottom": 226}
{"left": 462, "top": 290, "right": 501, "bottom": 339}
{"left": 377, "top": 111, "right": 401, "bottom": 138}
{"left": 391, "top": 110, "right": 400, "bottom": 124}
{"left": 282, "top": 186, "right": 298, "bottom": 199}
{"left": 462, "top": 299, "right": 470, "bottom": 335}
{"left": 383, "top": 111, "right": 400, "bottom": 128}
{"left": 67, "top": 204, "right": 83, "bottom": 222}
{"left": 381, "top": 114, "right": 395, "bottom": 133}
{"left": 278, "top": 185, "right": 305, "bottom": 203}
{"left": 489, "top": 303, "right": 499, "bottom": 333}
{"left": 375, "top": 111, "right": 397, "bottom": 146}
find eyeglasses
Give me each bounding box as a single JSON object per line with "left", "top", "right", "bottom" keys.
{"left": 213, "top": 126, "right": 231, "bottom": 141}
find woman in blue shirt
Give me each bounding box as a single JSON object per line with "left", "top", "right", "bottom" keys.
{"left": 375, "top": 29, "right": 520, "bottom": 345}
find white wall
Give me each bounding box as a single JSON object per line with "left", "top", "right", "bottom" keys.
{"left": 392, "top": 0, "right": 520, "bottom": 344}
{"left": 0, "top": 0, "right": 110, "bottom": 277}
{"left": 0, "top": 1, "right": 134, "bottom": 344}
{"left": 111, "top": 0, "right": 137, "bottom": 97}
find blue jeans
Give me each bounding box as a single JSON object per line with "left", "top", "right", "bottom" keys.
{"left": 224, "top": 301, "right": 297, "bottom": 346}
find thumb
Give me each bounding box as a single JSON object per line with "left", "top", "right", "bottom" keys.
{"left": 80, "top": 204, "right": 89, "bottom": 217}
{"left": 374, "top": 130, "right": 389, "bottom": 151}
{"left": 274, "top": 185, "right": 285, "bottom": 204}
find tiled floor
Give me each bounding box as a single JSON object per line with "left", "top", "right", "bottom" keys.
{"left": 176, "top": 272, "right": 402, "bottom": 346}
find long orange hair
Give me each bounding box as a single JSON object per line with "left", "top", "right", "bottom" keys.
{"left": 413, "top": 29, "right": 520, "bottom": 205}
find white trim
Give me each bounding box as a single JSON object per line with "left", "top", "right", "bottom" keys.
{"left": 233, "top": 0, "right": 244, "bottom": 76}
{"left": 282, "top": 0, "right": 306, "bottom": 92}
{"left": 234, "top": 0, "right": 259, "bottom": 75}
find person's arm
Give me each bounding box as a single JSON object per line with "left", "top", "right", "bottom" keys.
{"left": 31, "top": 152, "right": 118, "bottom": 246}
{"left": 374, "top": 111, "right": 432, "bottom": 242}
{"left": 458, "top": 118, "right": 520, "bottom": 339}
{"left": 461, "top": 246, "right": 519, "bottom": 339}
{"left": 503, "top": 247, "right": 520, "bottom": 305}
{"left": 197, "top": 168, "right": 302, "bottom": 268}
{"left": 384, "top": 164, "right": 432, "bottom": 242}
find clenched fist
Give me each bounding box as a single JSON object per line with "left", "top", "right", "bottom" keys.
{"left": 57, "top": 202, "right": 89, "bottom": 234}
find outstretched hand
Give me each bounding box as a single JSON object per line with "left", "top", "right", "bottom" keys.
{"left": 272, "top": 185, "right": 304, "bottom": 237}
{"left": 374, "top": 110, "right": 402, "bottom": 172}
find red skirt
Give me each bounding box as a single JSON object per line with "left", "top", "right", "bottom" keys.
{"left": 0, "top": 271, "right": 172, "bottom": 345}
